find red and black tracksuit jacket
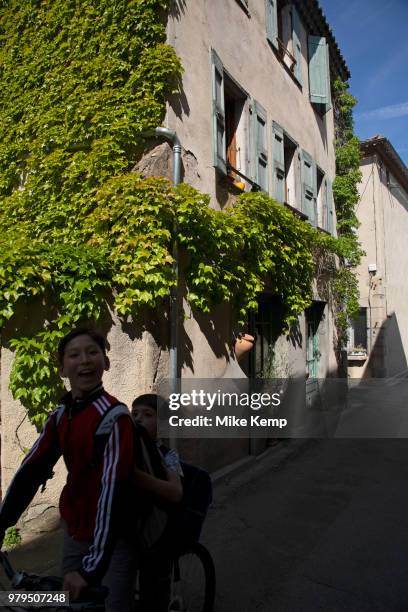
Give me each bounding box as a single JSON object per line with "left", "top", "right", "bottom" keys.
{"left": 0, "top": 386, "right": 134, "bottom": 585}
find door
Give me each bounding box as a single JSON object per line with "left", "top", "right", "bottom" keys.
{"left": 305, "top": 303, "right": 324, "bottom": 408}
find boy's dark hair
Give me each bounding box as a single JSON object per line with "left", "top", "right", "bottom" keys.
{"left": 58, "top": 327, "right": 107, "bottom": 363}
{"left": 132, "top": 393, "right": 168, "bottom": 414}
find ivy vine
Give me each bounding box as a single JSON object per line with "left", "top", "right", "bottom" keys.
{"left": 331, "top": 79, "right": 364, "bottom": 347}
{"left": 0, "top": 0, "right": 182, "bottom": 426}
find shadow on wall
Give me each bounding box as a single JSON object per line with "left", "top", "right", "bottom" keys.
{"left": 378, "top": 164, "right": 408, "bottom": 213}
{"left": 168, "top": 85, "right": 190, "bottom": 121}
{"left": 363, "top": 311, "right": 407, "bottom": 379}
{"left": 170, "top": 0, "right": 187, "bottom": 20}
{"left": 294, "top": 369, "right": 348, "bottom": 439}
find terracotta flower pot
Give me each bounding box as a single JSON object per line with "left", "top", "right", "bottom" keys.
{"left": 234, "top": 333, "right": 255, "bottom": 361}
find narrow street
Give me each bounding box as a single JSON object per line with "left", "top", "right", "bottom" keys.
{"left": 204, "top": 438, "right": 408, "bottom": 611}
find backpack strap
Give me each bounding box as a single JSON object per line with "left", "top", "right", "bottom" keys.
{"left": 55, "top": 404, "right": 66, "bottom": 426}
{"left": 88, "top": 402, "right": 130, "bottom": 470}
{"left": 133, "top": 423, "right": 167, "bottom": 480}
{"left": 94, "top": 403, "right": 129, "bottom": 435}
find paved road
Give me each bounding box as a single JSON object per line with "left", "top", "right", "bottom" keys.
{"left": 203, "top": 438, "right": 408, "bottom": 611}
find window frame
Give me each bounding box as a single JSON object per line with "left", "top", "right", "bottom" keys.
{"left": 210, "top": 48, "right": 253, "bottom": 187}
{"left": 272, "top": 121, "right": 299, "bottom": 208}
{"left": 266, "top": 1, "right": 303, "bottom": 87}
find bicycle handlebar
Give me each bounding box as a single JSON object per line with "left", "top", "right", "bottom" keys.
{"left": 0, "top": 551, "right": 108, "bottom": 606}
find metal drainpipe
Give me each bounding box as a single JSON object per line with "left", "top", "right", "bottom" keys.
{"left": 154, "top": 127, "right": 181, "bottom": 397}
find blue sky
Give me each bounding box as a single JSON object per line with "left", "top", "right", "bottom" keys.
{"left": 319, "top": 0, "right": 408, "bottom": 166}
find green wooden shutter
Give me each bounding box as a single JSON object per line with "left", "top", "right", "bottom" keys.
{"left": 266, "top": 0, "right": 278, "bottom": 50}
{"left": 322, "top": 177, "right": 329, "bottom": 231}
{"left": 327, "top": 176, "right": 335, "bottom": 235}
{"left": 324, "top": 43, "right": 332, "bottom": 113}
{"left": 252, "top": 100, "right": 268, "bottom": 192}
{"left": 301, "top": 149, "right": 316, "bottom": 225}
{"left": 292, "top": 6, "right": 302, "bottom": 86}
{"left": 210, "top": 49, "right": 226, "bottom": 175}
{"left": 272, "top": 121, "right": 285, "bottom": 203}
{"left": 308, "top": 36, "right": 329, "bottom": 107}
{"left": 295, "top": 148, "right": 302, "bottom": 211}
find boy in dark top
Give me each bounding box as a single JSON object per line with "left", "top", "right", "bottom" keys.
{"left": 132, "top": 393, "right": 182, "bottom": 612}
{"left": 0, "top": 327, "right": 137, "bottom": 612}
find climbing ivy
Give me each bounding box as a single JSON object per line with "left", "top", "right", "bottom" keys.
{"left": 0, "top": 0, "right": 182, "bottom": 426}
{"left": 0, "top": 0, "right": 344, "bottom": 428}
{"left": 331, "top": 79, "right": 364, "bottom": 347}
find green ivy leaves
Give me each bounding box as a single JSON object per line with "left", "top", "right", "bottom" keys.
{"left": 0, "top": 0, "right": 181, "bottom": 424}
{"left": 332, "top": 79, "right": 363, "bottom": 347}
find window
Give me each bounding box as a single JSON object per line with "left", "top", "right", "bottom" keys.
{"left": 308, "top": 36, "right": 331, "bottom": 113}
{"left": 266, "top": 1, "right": 302, "bottom": 85}
{"left": 348, "top": 308, "right": 368, "bottom": 353}
{"left": 272, "top": 122, "right": 297, "bottom": 208}
{"left": 316, "top": 166, "right": 325, "bottom": 226}
{"left": 210, "top": 49, "right": 249, "bottom": 183}
{"left": 225, "top": 79, "right": 248, "bottom": 182}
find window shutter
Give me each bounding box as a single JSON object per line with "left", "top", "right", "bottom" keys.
{"left": 266, "top": 0, "right": 278, "bottom": 50}
{"left": 210, "top": 49, "right": 226, "bottom": 175}
{"left": 272, "top": 122, "right": 285, "bottom": 203}
{"left": 327, "top": 177, "right": 335, "bottom": 235}
{"left": 308, "top": 36, "right": 329, "bottom": 107}
{"left": 322, "top": 177, "right": 329, "bottom": 231}
{"left": 295, "top": 148, "right": 302, "bottom": 211}
{"left": 324, "top": 43, "right": 332, "bottom": 113}
{"left": 301, "top": 149, "right": 317, "bottom": 225}
{"left": 252, "top": 101, "right": 268, "bottom": 192}
{"left": 292, "top": 6, "right": 302, "bottom": 86}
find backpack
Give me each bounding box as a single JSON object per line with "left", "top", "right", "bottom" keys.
{"left": 90, "top": 403, "right": 169, "bottom": 551}
{"left": 160, "top": 447, "right": 213, "bottom": 551}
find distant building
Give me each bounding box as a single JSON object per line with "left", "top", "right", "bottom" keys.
{"left": 348, "top": 136, "right": 408, "bottom": 378}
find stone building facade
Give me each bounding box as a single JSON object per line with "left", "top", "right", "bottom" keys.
{"left": 163, "top": 0, "right": 348, "bottom": 411}
{"left": 348, "top": 136, "right": 408, "bottom": 379}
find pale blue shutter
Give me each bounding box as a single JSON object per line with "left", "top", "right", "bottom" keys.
{"left": 210, "top": 49, "right": 226, "bottom": 175}
{"left": 292, "top": 6, "right": 302, "bottom": 86}
{"left": 253, "top": 101, "right": 268, "bottom": 192}
{"left": 327, "top": 177, "right": 335, "bottom": 235}
{"left": 266, "top": 0, "right": 278, "bottom": 50}
{"left": 301, "top": 150, "right": 316, "bottom": 225}
{"left": 295, "top": 149, "right": 302, "bottom": 211}
{"left": 272, "top": 122, "right": 285, "bottom": 203}
{"left": 308, "top": 36, "right": 329, "bottom": 107}
{"left": 324, "top": 43, "right": 332, "bottom": 113}
{"left": 322, "top": 177, "right": 329, "bottom": 230}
